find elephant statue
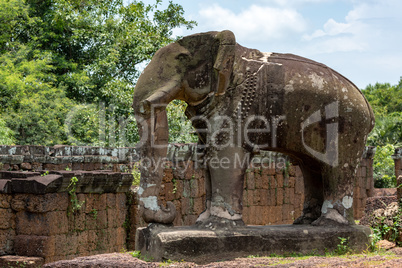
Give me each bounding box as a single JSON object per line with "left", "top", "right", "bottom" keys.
{"left": 132, "top": 30, "right": 374, "bottom": 227}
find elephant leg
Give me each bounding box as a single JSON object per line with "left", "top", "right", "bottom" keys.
{"left": 293, "top": 164, "right": 323, "bottom": 224}
{"left": 196, "top": 168, "right": 212, "bottom": 223}
{"left": 197, "top": 146, "right": 249, "bottom": 227}
{"left": 312, "top": 161, "right": 356, "bottom": 226}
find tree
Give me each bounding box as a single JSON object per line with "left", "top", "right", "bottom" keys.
{"left": 362, "top": 78, "right": 402, "bottom": 188}
{"left": 24, "top": 0, "right": 196, "bottom": 113}
{"left": 0, "top": 118, "right": 15, "bottom": 145}
{"left": 0, "top": 0, "right": 196, "bottom": 146}
{"left": 0, "top": 44, "right": 76, "bottom": 145}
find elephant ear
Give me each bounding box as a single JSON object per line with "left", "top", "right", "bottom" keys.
{"left": 214, "top": 30, "right": 236, "bottom": 96}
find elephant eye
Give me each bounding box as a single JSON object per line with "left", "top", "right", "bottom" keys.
{"left": 175, "top": 53, "right": 190, "bottom": 61}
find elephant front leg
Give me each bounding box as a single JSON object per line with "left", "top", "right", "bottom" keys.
{"left": 196, "top": 147, "right": 249, "bottom": 228}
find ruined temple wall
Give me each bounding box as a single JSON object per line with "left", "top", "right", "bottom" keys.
{"left": 353, "top": 146, "right": 376, "bottom": 219}
{"left": 0, "top": 144, "right": 377, "bottom": 256}
{"left": 0, "top": 145, "right": 138, "bottom": 173}
{"left": 0, "top": 169, "right": 132, "bottom": 263}
{"left": 392, "top": 147, "right": 402, "bottom": 179}
{"left": 0, "top": 192, "right": 127, "bottom": 263}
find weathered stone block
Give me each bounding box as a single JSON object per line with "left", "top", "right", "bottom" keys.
{"left": 192, "top": 197, "right": 204, "bottom": 215}
{"left": 163, "top": 168, "right": 174, "bottom": 183}
{"left": 116, "top": 227, "right": 126, "bottom": 247}
{"left": 85, "top": 194, "right": 107, "bottom": 212}
{"left": 188, "top": 178, "right": 199, "bottom": 198}
{"left": 14, "top": 235, "right": 55, "bottom": 257}
{"left": 276, "top": 174, "right": 284, "bottom": 188}
{"left": 253, "top": 190, "right": 261, "bottom": 206}
{"left": 183, "top": 215, "right": 197, "bottom": 226}
{"left": 268, "top": 189, "right": 276, "bottom": 206}
{"left": 105, "top": 193, "right": 116, "bottom": 209}
{"left": 0, "top": 229, "right": 15, "bottom": 254}
{"left": 164, "top": 182, "right": 175, "bottom": 201}
{"left": 248, "top": 205, "right": 257, "bottom": 225}
{"left": 0, "top": 208, "right": 15, "bottom": 229}
{"left": 242, "top": 206, "right": 250, "bottom": 224}
{"left": 181, "top": 197, "right": 190, "bottom": 216}
{"left": 261, "top": 175, "right": 269, "bottom": 190}
{"left": 116, "top": 193, "right": 127, "bottom": 210}
{"left": 135, "top": 225, "right": 372, "bottom": 262}
{"left": 16, "top": 211, "right": 68, "bottom": 236}
{"left": 86, "top": 210, "right": 107, "bottom": 230}
{"left": 295, "top": 177, "right": 304, "bottom": 194}
{"left": 0, "top": 255, "right": 44, "bottom": 268}
{"left": 288, "top": 165, "right": 296, "bottom": 176}
{"left": 264, "top": 168, "right": 276, "bottom": 176}
{"left": 0, "top": 194, "right": 11, "bottom": 208}
{"left": 288, "top": 176, "right": 296, "bottom": 188}
{"left": 259, "top": 189, "right": 268, "bottom": 205}
{"left": 295, "top": 166, "right": 303, "bottom": 178}
{"left": 11, "top": 193, "right": 69, "bottom": 213}
{"left": 87, "top": 230, "right": 99, "bottom": 252}
{"left": 55, "top": 234, "right": 78, "bottom": 256}
{"left": 276, "top": 188, "right": 284, "bottom": 206}
{"left": 20, "top": 162, "right": 32, "bottom": 170}
{"left": 172, "top": 180, "right": 183, "bottom": 200}
{"left": 245, "top": 189, "right": 253, "bottom": 207}
{"left": 294, "top": 194, "right": 303, "bottom": 209}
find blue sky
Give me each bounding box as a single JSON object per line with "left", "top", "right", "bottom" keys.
{"left": 142, "top": 0, "right": 402, "bottom": 89}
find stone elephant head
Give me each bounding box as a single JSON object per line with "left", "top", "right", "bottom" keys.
{"left": 133, "top": 31, "right": 236, "bottom": 224}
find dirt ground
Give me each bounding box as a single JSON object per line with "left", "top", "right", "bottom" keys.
{"left": 45, "top": 247, "right": 402, "bottom": 267}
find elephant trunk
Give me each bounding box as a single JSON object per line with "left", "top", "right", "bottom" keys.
{"left": 133, "top": 65, "right": 182, "bottom": 224}
{"left": 135, "top": 107, "right": 177, "bottom": 224}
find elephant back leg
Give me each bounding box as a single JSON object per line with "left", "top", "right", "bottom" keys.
{"left": 312, "top": 159, "right": 357, "bottom": 226}
{"left": 293, "top": 163, "right": 324, "bottom": 224}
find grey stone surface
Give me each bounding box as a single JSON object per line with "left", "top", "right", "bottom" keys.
{"left": 135, "top": 224, "right": 372, "bottom": 262}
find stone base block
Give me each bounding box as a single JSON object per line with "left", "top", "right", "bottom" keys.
{"left": 0, "top": 255, "right": 44, "bottom": 268}
{"left": 135, "top": 224, "right": 371, "bottom": 262}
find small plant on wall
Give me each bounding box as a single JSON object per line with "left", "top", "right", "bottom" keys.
{"left": 68, "top": 176, "right": 85, "bottom": 213}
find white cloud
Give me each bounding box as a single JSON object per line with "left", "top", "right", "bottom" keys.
{"left": 273, "top": 0, "right": 332, "bottom": 5}
{"left": 303, "top": 0, "right": 402, "bottom": 54}
{"left": 304, "top": 19, "right": 352, "bottom": 40}
{"left": 198, "top": 4, "right": 307, "bottom": 42}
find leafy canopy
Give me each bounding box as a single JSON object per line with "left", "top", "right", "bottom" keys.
{"left": 0, "top": 0, "right": 196, "bottom": 146}
{"left": 362, "top": 77, "right": 402, "bottom": 188}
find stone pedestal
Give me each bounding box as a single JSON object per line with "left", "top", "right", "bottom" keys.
{"left": 135, "top": 224, "right": 372, "bottom": 262}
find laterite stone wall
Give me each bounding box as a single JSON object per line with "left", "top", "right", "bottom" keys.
{"left": 0, "top": 144, "right": 378, "bottom": 260}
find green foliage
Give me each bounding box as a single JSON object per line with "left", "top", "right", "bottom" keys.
{"left": 363, "top": 79, "right": 401, "bottom": 188}
{"left": 130, "top": 250, "right": 153, "bottom": 262}
{"left": 0, "top": 0, "right": 196, "bottom": 146}
{"left": 0, "top": 43, "right": 77, "bottom": 145}
{"left": 335, "top": 237, "right": 351, "bottom": 255}
{"left": 367, "top": 113, "right": 402, "bottom": 148}
{"left": 23, "top": 0, "right": 196, "bottom": 113}
{"left": 370, "top": 209, "right": 402, "bottom": 250}
{"left": 373, "top": 144, "right": 397, "bottom": 188}
{"left": 68, "top": 176, "right": 85, "bottom": 213}
{"left": 132, "top": 164, "right": 141, "bottom": 186}
{"left": 0, "top": 118, "right": 15, "bottom": 145}
{"left": 90, "top": 209, "right": 98, "bottom": 219}
{"left": 166, "top": 100, "right": 197, "bottom": 143}
{"left": 363, "top": 79, "right": 402, "bottom": 117}
{"left": 363, "top": 79, "right": 402, "bottom": 147}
